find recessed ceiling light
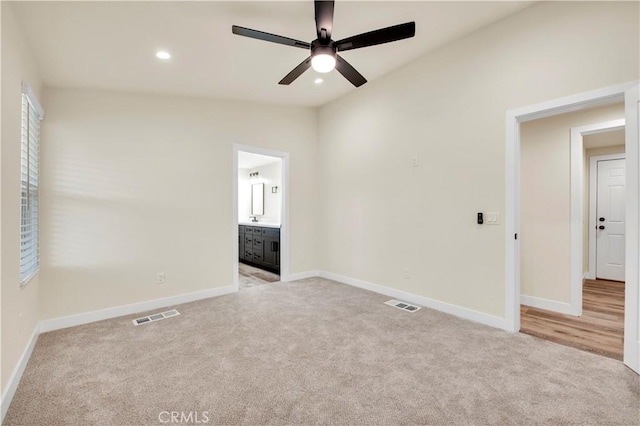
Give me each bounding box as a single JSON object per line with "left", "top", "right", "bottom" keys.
{"left": 314, "top": 78, "right": 323, "bottom": 85}
{"left": 155, "top": 51, "right": 171, "bottom": 60}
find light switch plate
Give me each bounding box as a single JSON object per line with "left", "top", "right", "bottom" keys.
{"left": 486, "top": 212, "right": 500, "bottom": 225}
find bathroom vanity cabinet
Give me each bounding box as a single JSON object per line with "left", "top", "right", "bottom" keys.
{"left": 239, "top": 225, "right": 280, "bottom": 274}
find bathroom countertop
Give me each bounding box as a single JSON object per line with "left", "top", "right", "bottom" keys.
{"left": 239, "top": 222, "right": 281, "bottom": 229}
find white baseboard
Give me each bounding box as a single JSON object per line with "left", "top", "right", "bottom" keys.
{"left": 1, "top": 324, "right": 40, "bottom": 422}
{"left": 623, "top": 341, "right": 640, "bottom": 374}
{"left": 318, "top": 270, "right": 509, "bottom": 331}
{"left": 520, "top": 294, "right": 577, "bottom": 315}
{"left": 39, "top": 285, "right": 236, "bottom": 333}
{"left": 283, "top": 270, "right": 320, "bottom": 282}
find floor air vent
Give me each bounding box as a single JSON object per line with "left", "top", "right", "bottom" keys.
{"left": 384, "top": 300, "right": 421, "bottom": 313}
{"left": 133, "top": 309, "right": 180, "bottom": 326}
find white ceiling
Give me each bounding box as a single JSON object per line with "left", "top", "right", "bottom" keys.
{"left": 238, "top": 152, "right": 281, "bottom": 169}
{"left": 11, "top": 1, "right": 532, "bottom": 107}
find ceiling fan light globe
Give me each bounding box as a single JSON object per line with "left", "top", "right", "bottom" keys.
{"left": 311, "top": 54, "right": 336, "bottom": 73}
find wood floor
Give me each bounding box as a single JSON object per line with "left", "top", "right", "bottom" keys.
{"left": 238, "top": 262, "right": 280, "bottom": 289}
{"left": 520, "top": 279, "right": 625, "bottom": 360}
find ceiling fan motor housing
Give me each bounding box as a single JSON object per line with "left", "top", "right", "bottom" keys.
{"left": 311, "top": 39, "right": 336, "bottom": 59}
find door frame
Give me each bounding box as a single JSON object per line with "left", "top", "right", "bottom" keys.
{"left": 232, "top": 144, "right": 290, "bottom": 291}
{"left": 568, "top": 120, "right": 626, "bottom": 315}
{"left": 505, "top": 81, "right": 639, "bottom": 373}
{"left": 588, "top": 151, "right": 626, "bottom": 280}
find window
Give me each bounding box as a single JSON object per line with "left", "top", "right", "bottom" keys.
{"left": 20, "top": 82, "right": 44, "bottom": 285}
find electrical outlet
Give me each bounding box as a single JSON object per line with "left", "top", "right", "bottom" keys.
{"left": 411, "top": 156, "right": 419, "bottom": 167}
{"left": 156, "top": 273, "right": 166, "bottom": 284}
{"left": 403, "top": 268, "right": 410, "bottom": 279}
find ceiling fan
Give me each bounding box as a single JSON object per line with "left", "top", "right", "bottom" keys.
{"left": 231, "top": 0, "right": 416, "bottom": 88}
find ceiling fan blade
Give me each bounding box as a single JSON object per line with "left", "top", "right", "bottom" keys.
{"left": 279, "top": 56, "right": 313, "bottom": 85}
{"left": 335, "top": 21, "right": 415, "bottom": 52}
{"left": 314, "top": 0, "right": 335, "bottom": 41}
{"left": 335, "top": 55, "right": 367, "bottom": 88}
{"left": 232, "top": 25, "right": 311, "bottom": 50}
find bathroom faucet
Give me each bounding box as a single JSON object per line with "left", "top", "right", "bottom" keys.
{"left": 250, "top": 216, "right": 258, "bottom": 223}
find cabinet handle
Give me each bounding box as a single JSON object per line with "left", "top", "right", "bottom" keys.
{"left": 271, "top": 241, "right": 279, "bottom": 252}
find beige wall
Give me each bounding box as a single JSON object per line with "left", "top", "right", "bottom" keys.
{"left": 520, "top": 104, "right": 624, "bottom": 303}
{"left": 39, "top": 88, "right": 318, "bottom": 320}
{"left": 583, "top": 138, "right": 625, "bottom": 275}
{"left": 1, "top": 3, "right": 43, "bottom": 393}
{"left": 317, "top": 1, "right": 638, "bottom": 317}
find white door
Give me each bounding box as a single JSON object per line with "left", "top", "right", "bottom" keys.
{"left": 596, "top": 158, "right": 626, "bottom": 281}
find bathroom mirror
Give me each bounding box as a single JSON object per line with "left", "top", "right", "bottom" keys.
{"left": 251, "top": 183, "right": 264, "bottom": 216}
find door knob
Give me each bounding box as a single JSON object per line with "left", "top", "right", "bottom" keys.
{"left": 599, "top": 217, "right": 605, "bottom": 222}
{"left": 598, "top": 225, "right": 605, "bottom": 230}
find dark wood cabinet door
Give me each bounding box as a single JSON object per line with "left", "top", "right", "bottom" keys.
{"left": 262, "top": 236, "right": 280, "bottom": 269}
{"left": 252, "top": 242, "right": 264, "bottom": 264}
{"left": 244, "top": 244, "right": 253, "bottom": 262}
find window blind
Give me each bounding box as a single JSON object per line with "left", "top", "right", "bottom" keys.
{"left": 20, "top": 82, "right": 43, "bottom": 285}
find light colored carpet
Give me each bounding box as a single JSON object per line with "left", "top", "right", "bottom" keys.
{"left": 4, "top": 278, "right": 639, "bottom": 425}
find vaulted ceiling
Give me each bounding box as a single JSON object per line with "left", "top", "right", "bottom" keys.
{"left": 11, "top": 1, "right": 532, "bottom": 107}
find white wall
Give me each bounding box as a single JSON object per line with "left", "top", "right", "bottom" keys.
{"left": 39, "top": 88, "right": 318, "bottom": 320}
{"left": 239, "top": 161, "right": 282, "bottom": 224}
{"left": 317, "top": 1, "right": 639, "bottom": 318}
{"left": 0, "top": 3, "right": 43, "bottom": 394}
{"left": 238, "top": 168, "right": 251, "bottom": 221}
{"left": 520, "top": 103, "right": 624, "bottom": 304}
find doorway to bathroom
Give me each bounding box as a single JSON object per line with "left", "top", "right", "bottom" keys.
{"left": 233, "top": 144, "right": 290, "bottom": 291}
